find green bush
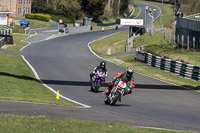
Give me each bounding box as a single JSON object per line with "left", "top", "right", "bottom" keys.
{"left": 25, "top": 13, "right": 74, "bottom": 23}
{"left": 25, "top": 14, "right": 35, "bottom": 19}
{"left": 50, "top": 15, "right": 75, "bottom": 23}
{"left": 25, "top": 13, "right": 51, "bottom": 22}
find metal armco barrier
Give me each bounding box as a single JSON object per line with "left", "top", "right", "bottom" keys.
{"left": 136, "top": 50, "right": 200, "bottom": 81}
{"left": 0, "top": 29, "right": 12, "bottom": 35}
{"left": 0, "top": 37, "right": 5, "bottom": 48}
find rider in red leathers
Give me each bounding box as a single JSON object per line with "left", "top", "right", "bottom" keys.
{"left": 104, "top": 67, "right": 135, "bottom": 96}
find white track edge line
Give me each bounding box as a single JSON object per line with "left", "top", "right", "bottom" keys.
{"left": 136, "top": 125, "right": 185, "bottom": 132}
{"left": 21, "top": 56, "right": 91, "bottom": 109}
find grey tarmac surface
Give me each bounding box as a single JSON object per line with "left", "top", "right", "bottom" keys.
{"left": 1, "top": 2, "right": 200, "bottom": 132}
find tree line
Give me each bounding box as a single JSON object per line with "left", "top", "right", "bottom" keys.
{"left": 31, "top": 0, "right": 129, "bottom": 22}
{"left": 176, "top": 0, "right": 200, "bottom": 16}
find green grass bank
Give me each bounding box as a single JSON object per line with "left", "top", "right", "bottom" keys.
{"left": 0, "top": 33, "right": 78, "bottom": 106}
{"left": 0, "top": 114, "right": 196, "bottom": 133}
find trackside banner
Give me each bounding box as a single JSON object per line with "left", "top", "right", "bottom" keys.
{"left": 120, "top": 19, "right": 143, "bottom": 26}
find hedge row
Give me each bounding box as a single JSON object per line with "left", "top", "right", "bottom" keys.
{"left": 50, "top": 15, "right": 75, "bottom": 23}
{"left": 25, "top": 14, "right": 51, "bottom": 22}
{"left": 25, "top": 13, "right": 75, "bottom": 23}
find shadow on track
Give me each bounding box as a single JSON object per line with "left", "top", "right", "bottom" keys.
{"left": 88, "top": 90, "right": 104, "bottom": 93}
{"left": 0, "top": 71, "right": 195, "bottom": 91}
{"left": 41, "top": 79, "right": 108, "bottom": 87}
{"left": 41, "top": 79, "right": 191, "bottom": 90}
{"left": 135, "top": 84, "right": 189, "bottom": 90}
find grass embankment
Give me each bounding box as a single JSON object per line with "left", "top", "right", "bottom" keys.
{"left": 90, "top": 30, "right": 200, "bottom": 90}
{"left": 0, "top": 52, "right": 77, "bottom": 106}
{"left": 11, "top": 17, "right": 51, "bottom": 27}
{"left": 28, "top": 19, "right": 51, "bottom": 27}
{"left": 0, "top": 114, "right": 195, "bottom": 133}
{"left": 90, "top": 4, "right": 139, "bottom": 53}
{"left": 134, "top": 32, "right": 200, "bottom": 66}
{"left": 90, "top": 31, "right": 128, "bottom": 55}
{"left": 0, "top": 31, "right": 78, "bottom": 106}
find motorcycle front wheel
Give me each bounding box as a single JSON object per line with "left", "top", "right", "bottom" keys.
{"left": 110, "top": 91, "right": 120, "bottom": 106}
{"left": 104, "top": 96, "right": 110, "bottom": 105}
{"left": 94, "top": 81, "right": 101, "bottom": 93}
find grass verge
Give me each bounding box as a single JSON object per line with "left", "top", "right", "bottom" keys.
{"left": 0, "top": 114, "right": 195, "bottom": 133}
{"left": 0, "top": 33, "right": 78, "bottom": 106}
{"left": 4, "top": 34, "right": 30, "bottom": 51}
{"left": 11, "top": 17, "right": 51, "bottom": 27}
{"left": 0, "top": 52, "right": 78, "bottom": 106}
{"left": 90, "top": 31, "right": 128, "bottom": 55}
{"left": 28, "top": 19, "right": 51, "bottom": 27}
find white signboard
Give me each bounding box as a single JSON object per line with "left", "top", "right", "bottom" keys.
{"left": 120, "top": 19, "right": 143, "bottom": 26}
{"left": 0, "top": 15, "right": 7, "bottom": 25}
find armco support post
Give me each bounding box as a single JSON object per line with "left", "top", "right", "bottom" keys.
{"left": 198, "top": 37, "right": 200, "bottom": 50}
{"left": 177, "top": 34, "right": 179, "bottom": 48}
{"left": 187, "top": 35, "right": 189, "bottom": 50}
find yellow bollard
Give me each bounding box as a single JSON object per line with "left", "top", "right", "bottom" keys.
{"left": 56, "top": 90, "right": 60, "bottom": 100}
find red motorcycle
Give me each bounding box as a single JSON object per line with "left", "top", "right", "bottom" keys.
{"left": 104, "top": 79, "right": 127, "bottom": 106}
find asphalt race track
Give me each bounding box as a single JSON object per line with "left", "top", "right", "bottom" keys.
{"left": 1, "top": 2, "right": 200, "bottom": 132}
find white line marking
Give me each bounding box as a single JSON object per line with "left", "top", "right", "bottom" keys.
{"left": 21, "top": 55, "right": 91, "bottom": 108}
{"left": 137, "top": 126, "right": 184, "bottom": 132}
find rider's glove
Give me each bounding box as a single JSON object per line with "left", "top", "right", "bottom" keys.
{"left": 127, "top": 82, "right": 133, "bottom": 89}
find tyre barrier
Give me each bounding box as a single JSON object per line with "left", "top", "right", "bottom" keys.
{"left": 0, "top": 37, "right": 5, "bottom": 48}
{"left": 0, "top": 29, "right": 12, "bottom": 35}
{"left": 136, "top": 50, "right": 200, "bottom": 81}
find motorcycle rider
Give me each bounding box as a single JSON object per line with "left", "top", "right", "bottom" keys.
{"left": 90, "top": 61, "right": 108, "bottom": 83}
{"left": 104, "top": 67, "right": 135, "bottom": 96}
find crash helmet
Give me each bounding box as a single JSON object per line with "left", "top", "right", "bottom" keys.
{"left": 99, "top": 61, "right": 106, "bottom": 69}
{"left": 126, "top": 67, "right": 134, "bottom": 78}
